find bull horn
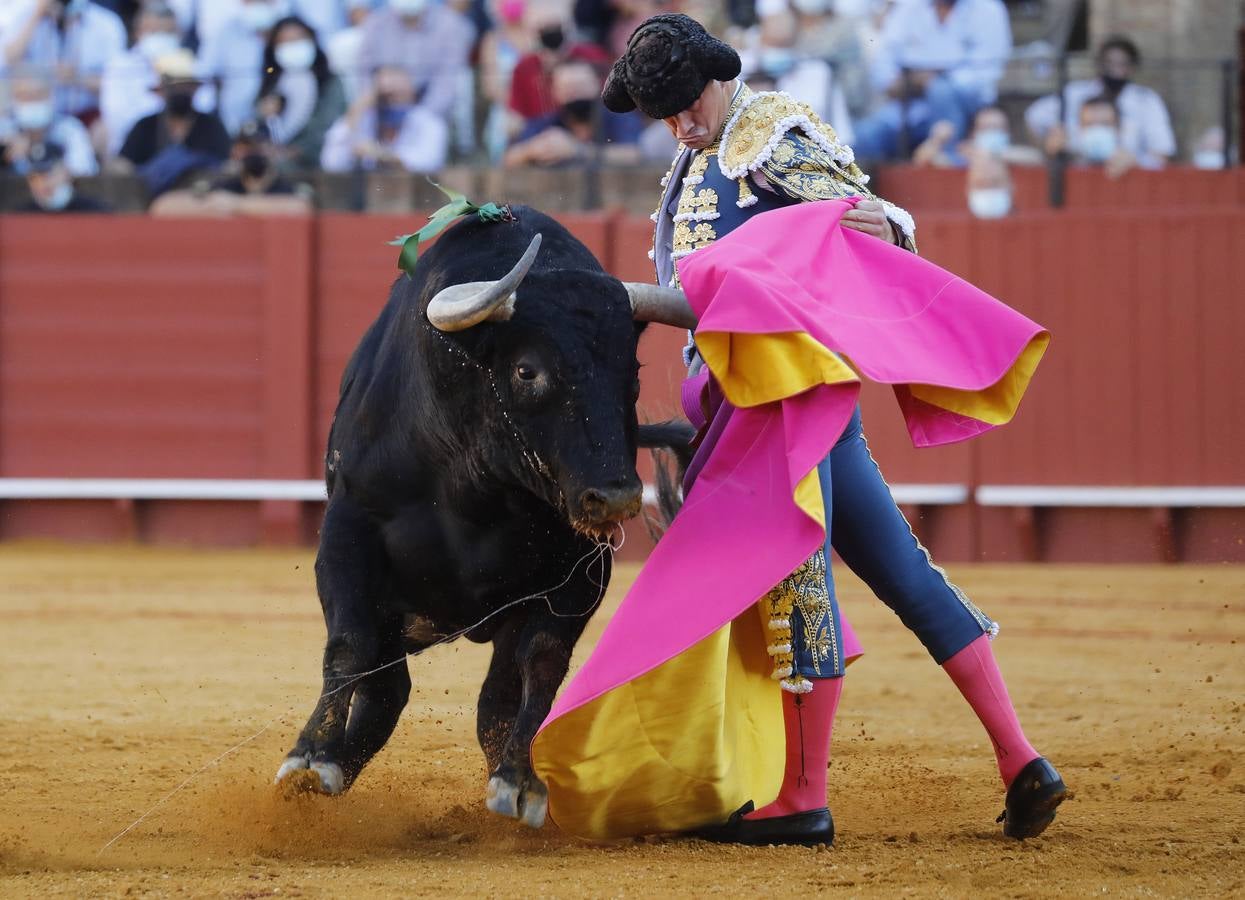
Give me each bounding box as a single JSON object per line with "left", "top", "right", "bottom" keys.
{"left": 426, "top": 233, "right": 543, "bottom": 331}
{"left": 624, "top": 283, "right": 698, "bottom": 330}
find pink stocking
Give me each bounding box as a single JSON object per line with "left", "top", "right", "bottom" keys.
{"left": 746, "top": 678, "right": 843, "bottom": 819}
{"left": 942, "top": 634, "right": 1040, "bottom": 787}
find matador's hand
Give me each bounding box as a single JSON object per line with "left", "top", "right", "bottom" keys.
{"left": 841, "top": 199, "right": 897, "bottom": 243}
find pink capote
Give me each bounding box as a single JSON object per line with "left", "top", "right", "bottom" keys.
{"left": 533, "top": 199, "right": 1048, "bottom": 827}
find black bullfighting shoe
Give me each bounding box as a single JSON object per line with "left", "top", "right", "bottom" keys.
{"left": 998, "top": 757, "right": 1067, "bottom": 839}
{"left": 692, "top": 801, "right": 835, "bottom": 847}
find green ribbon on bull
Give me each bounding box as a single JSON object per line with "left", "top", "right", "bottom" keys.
{"left": 388, "top": 181, "right": 512, "bottom": 277}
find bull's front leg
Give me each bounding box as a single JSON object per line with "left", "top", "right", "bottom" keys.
{"left": 479, "top": 613, "right": 583, "bottom": 829}
{"left": 275, "top": 497, "right": 390, "bottom": 795}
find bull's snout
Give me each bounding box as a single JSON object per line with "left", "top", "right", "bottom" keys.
{"left": 575, "top": 482, "right": 643, "bottom": 526}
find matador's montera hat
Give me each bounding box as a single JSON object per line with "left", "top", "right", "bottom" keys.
{"left": 602, "top": 14, "right": 741, "bottom": 120}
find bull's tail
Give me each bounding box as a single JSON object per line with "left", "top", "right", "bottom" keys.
{"left": 637, "top": 421, "right": 695, "bottom": 541}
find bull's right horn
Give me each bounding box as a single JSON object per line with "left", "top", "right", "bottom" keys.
{"left": 426, "top": 233, "right": 542, "bottom": 331}
{"left": 624, "top": 283, "right": 698, "bottom": 330}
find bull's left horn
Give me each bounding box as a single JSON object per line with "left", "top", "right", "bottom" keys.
{"left": 426, "top": 233, "right": 543, "bottom": 331}
{"left": 624, "top": 283, "right": 698, "bottom": 330}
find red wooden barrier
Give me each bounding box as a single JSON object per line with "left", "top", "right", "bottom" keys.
{"left": 1, "top": 199, "right": 1242, "bottom": 561}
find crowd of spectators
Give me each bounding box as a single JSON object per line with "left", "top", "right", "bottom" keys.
{"left": 0, "top": 0, "right": 1222, "bottom": 216}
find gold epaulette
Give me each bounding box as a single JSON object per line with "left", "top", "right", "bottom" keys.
{"left": 717, "top": 90, "right": 857, "bottom": 180}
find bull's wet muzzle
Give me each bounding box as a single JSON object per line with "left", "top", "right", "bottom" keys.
{"left": 573, "top": 483, "right": 643, "bottom": 532}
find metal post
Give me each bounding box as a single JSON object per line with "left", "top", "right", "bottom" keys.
{"left": 1048, "top": 52, "right": 1068, "bottom": 208}
{"left": 1223, "top": 59, "right": 1235, "bottom": 169}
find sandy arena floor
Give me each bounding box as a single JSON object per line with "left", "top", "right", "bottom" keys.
{"left": 0, "top": 544, "right": 1242, "bottom": 898}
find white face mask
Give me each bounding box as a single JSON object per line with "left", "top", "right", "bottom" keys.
{"left": 1079, "top": 125, "right": 1118, "bottom": 163}
{"left": 136, "top": 32, "right": 181, "bottom": 61}
{"left": 973, "top": 128, "right": 1010, "bottom": 156}
{"left": 275, "top": 38, "right": 317, "bottom": 71}
{"left": 239, "top": 2, "right": 280, "bottom": 32}
{"left": 15, "top": 100, "right": 54, "bottom": 131}
{"left": 40, "top": 181, "right": 74, "bottom": 211}
{"left": 390, "top": 0, "right": 429, "bottom": 16}
{"left": 967, "top": 187, "right": 1012, "bottom": 220}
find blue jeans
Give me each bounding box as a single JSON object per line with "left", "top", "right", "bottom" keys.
{"left": 791, "top": 406, "right": 994, "bottom": 676}
{"left": 851, "top": 76, "right": 983, "bottom": 161}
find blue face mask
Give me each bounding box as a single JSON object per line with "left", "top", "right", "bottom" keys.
{"left": 1079, "top": 125, "right": 1118, "bottom": 162}
{"left": 40, "top": 181, "right": 74, "bottom": 211}
{"left": 973, "top": 128, "right": 1010, "bottom": 156}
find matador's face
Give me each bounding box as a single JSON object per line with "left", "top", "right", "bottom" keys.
{"left": 662, "top": 79, "right": 733, "bottom": 150}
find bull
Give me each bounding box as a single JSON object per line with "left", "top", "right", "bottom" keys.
{"left": 274, "top": 206, "right": 694, "bottom": 828}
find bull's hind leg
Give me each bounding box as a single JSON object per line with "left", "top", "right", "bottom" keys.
{"left": 276, "top": 497, "right": 391, "bottom": 795}
{"left": 480, "top": 606, "right": 588, "bottom": 829}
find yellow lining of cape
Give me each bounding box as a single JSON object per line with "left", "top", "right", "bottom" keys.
{"left": 534, "top": 605, "right": 784, "bottom": 839}
{"left": 908, "top": 333, "right": 1050, "bottom": 425}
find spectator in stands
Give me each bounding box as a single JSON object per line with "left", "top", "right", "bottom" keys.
{"left": 198, "top": 0, "right": 284, "bottom": 134}
{"left": 99, "top": 2, "right": 184, "bottom": 159}
{"left": 787, "top": 0, "right": 871, "bottom": 117}
{"left": 150, "top": 119, "right": 313, "bottom": 216}
{"left": 256, "top": 15, "right": 346, "bottom": 169}
{"left": 913, "top": 104, "right": 1042, "bottom": 168}
{"left": 503, "top": 57, "right": 640, "bottom": 167}
{"left": 0, "top": 0, "right": 128, "bottom": 121}
{"left": 852, "top": 0, "right": 1012, "bottom": 161}
{"left": 325, "top": 0, "right": 376, "bottom": 102}
{"left": 742, "top": 9, "right": 853, "bottom": 142}
{"left": 12, "top": 139, "right": 109, "bottom": 212}
{"left": 1, "top": 67, "right": 98, "bottom": 175}
{"left": 115, "top": 49, "right": 231, "bottom": 195}
{"left": 507, "top": 3, "right": 607, "bottom": 124}
{"left": 320, "top": 64, "right": 449, "bottom": 172}
{"left": 965, "top": 144, "right": 1011, "bottom": 219}
{"left": 357, "top": 0, "right": 476, "bottom": 121}
{"left": 480, "top": 0, "right": 529, "bottom": 160}
{"left": 1025, "top": 36, "right": 1174, "bottom": 170}
{"left": 1047, "top": 94, "right": 1138, "bottom": 179}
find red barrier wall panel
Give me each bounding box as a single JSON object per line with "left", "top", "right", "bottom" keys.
{"left": 0, "top": 216, "right": 266, "bottom": 478}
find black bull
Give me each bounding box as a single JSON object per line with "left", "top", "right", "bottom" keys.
{"left": 274, "top": 206, "right": 695, "bottom": 828}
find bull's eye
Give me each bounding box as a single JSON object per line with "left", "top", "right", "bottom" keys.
{"left": 516, "top": 364, "right": 539, "bottom": 382}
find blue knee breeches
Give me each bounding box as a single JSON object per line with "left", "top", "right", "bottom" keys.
{"left": 790, "top": 406, "right": 996, "bottom": 678}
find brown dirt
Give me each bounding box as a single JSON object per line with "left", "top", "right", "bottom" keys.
{"left": 1, "top": 544, "right": 1242, "bottom": 898}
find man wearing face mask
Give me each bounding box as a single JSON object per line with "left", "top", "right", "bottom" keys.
{"left": 852, "top": 0, "right": 1012, "bottom": 161}
{"left": 13, "top": 140, "right": 109, "bottom": 212}
{"left": 0, "top": 0, "right": 127, "bottom": 120}
{"left": 320, "top": 64, "right": 449, "bottom": 172}
{"left": 198, "top": 0, "right": 288, "bottom": 134}
{"left": 502, "top": 57, "right": 641, "bottom": 166}
{"left": 150, "top": 119, "right": 313, "bottom": 216}
{"left": 357, "top": 0, "right": 475, "bottom": 123}
{"left": 115, "top": 49, "right": 231, "bottom": 194}
{"left": 507, "top": 8, "right": 608, "bottom": 123}
{"left": 1059, "top": 95, "right": 1137, "bottom": 179}
{"left": 2, "top": 68, "right": 98, "bottom": 175}
{"left": 99, "top": 2, "right": 187, "bottom": 158}
{"left": 1025, "top": 36, "right": 1174, "bottom": 170}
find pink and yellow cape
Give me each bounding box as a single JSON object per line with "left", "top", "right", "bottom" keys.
{"left": 531, "top": 199, "right": 1050, "bottom": 839}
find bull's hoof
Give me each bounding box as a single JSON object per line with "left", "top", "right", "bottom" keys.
{"left": 485, "top": 775, "right": 548, "bottom": 829}
{"left": 273, "top": 755, "right": 345, "bottom": 796}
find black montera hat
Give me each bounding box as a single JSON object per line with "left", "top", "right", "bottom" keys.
{"left": 602, "top": 14, "right": 741, "bottom": 120}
